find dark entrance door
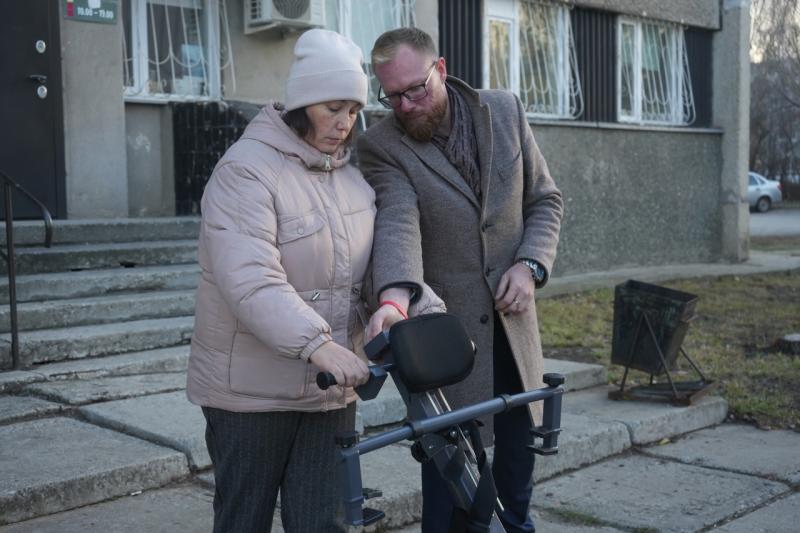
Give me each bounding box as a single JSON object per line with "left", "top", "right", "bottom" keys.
{"left": 0, "top": 0, "right": 66, "bottom": 219}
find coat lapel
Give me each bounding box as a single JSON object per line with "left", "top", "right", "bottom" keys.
{"left": 468, "top": 96, "right": 494, "bottom": 212}
{"left": 400, "top": 133, "right": 481, "bottom": 210}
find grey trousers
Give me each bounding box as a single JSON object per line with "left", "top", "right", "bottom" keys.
{"left": 202, "top": 403, "right": 356, "bottom": 533}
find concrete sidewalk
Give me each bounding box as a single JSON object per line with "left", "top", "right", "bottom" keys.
{"left": 1, "top": 250, "right": 798, "bottom": 533}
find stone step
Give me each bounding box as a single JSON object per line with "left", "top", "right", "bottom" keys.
{"left": 0, "top": 217, "right": 200, "bottom": 246}
{"left": 357, "top": 358, "right": 608, "bottom": 431}
{"left": 0, "top": 264, "right": 200, "bottom": 304}
{"left": 0, "top": 290, "right": 196, "bottom": 333}
{"left": 0, "top": 316, "right": 194, "bottom": 368}
{"left": 0, "top": 417, "right": 189, "bottom": 525}
{"left": 0, "top": 240, "right": 198, "bottom": 275}
{"left": 0, "top": 345, "right": 190, "bottom": 393}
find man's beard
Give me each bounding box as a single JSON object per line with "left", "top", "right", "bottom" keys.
{"left": 398, "top": 95, "right": 447, "bottom": 142}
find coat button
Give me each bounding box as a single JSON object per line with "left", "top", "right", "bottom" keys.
{"left": 485, "top": 267, "right": 494, "bottom": 277}
{"left": 480, "top": 314, "right": 489, "bottom": 324}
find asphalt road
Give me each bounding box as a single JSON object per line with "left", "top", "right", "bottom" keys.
{"left": 749, "top": 206, "right": 800, "bottom": 237}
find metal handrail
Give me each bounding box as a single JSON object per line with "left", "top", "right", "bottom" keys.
{"left": 0, "top": 170, "right": 54, "bottom": 370}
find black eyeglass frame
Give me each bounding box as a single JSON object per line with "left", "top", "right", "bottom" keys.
{"left": 377, "top": 62, "right": 438, "bottom": 109}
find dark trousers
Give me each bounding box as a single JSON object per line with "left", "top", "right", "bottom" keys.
{"left": 202, "top": 403, "right": 355, "bottom": 533}
{"left": 421, "top": 316, "right": 536, "bottom": 533}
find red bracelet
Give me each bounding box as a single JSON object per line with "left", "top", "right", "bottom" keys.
{"left": 380, "top": 300, "right": 408, "bottom": 320}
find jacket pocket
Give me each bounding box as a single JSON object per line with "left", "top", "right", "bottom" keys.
{"left": 497, "top": 150, "right": 522, "bottom": 182}
{"left": 277, "top": 210, "right": 325, "bottom": 244}
{"left": 228, "top": 331, "right": 310, "bottom": 399}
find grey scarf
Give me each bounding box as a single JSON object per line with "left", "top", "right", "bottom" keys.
{"left": 432, "top": 84, "right": 482, "bottom": 201}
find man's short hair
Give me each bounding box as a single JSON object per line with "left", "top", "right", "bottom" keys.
{"left": 371, "top": 27, "right": 438, "bottom": 66}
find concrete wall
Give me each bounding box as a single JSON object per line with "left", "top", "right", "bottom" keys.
{"left": 60, "top": 9, "right": 128, "bottom": 218}
{"left": 714, "top": 0, "right": 751, "bottom": 262}
{"left": 221, "top": 4, "right": 298, "bottom": 104}
{"left": 125, "top": 105, "right": 175, "bottom": 217}
{"left": 532, "top": 123, "right": 723, "bottom": 275}
{"left": 569, "top": 0, "right": 720, "bottom": 29}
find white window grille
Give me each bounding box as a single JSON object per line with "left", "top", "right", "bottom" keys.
{"left": 617, "top": 17, "right": 695, "bottom": 125}
{"left": 122, "top": 0, "right": 236, "bottom": 102}
{"left": 325, "top": 0, "right": 416, "bottom": 108}
{"left": 485, "top": 0, "right": 583, "bottom": 119}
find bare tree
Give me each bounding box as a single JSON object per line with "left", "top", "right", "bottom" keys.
{"left": 750, "top": 1, "right": 800, "bottom": 196}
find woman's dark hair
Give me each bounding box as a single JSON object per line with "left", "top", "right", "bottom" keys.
{"left": 282, "top": 105, "right": 357, "bottom": 147}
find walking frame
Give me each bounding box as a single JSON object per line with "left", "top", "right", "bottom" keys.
{"left": 318, "top": 313, "right": 565, "bottom": 532}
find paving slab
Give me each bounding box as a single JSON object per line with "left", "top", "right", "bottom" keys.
{"left": 24, "top": 372, "right": 186, "bottom": 405}
{"left": 0, "top": 417, "right": 189, "bottom": 525}
{"left": 0, "top": 395, "right": 63, "bottom": 425}
{"left": 536, "top": 454, "right": 789, "bottom": 533}
{"left": 359, "top": 444, "right": 424, "bottom": 531}
{"left": 543, "top": 358, "right": 607, "bottom": 392}
{"left": 533, "top": 510, "right": 626, "bottom": 533}
{"left": 0, "top": 316, "right": 194, "bottom": 365}
{"left": 643, "top": 423, "right": 800, "bottom": 484}
{"left": 80, "top": 390, "right": 208, "bottom": 468}
{"left": 712, "top": 492, "right": 800, "bottom": 533}
{"left": 0, "top": 371, "right": 43, "bottom": 393}
{"left": 534, "top": 412, "right": 631, "bottom": 481}
{"left": 0, "top": 484, "right": 213, "bottom": 533}
{"left": 563, "top": 386, "right": 729, "bottom": 444}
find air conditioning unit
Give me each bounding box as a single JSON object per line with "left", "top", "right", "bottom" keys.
{"left": 245, "top": 0, "right": 326, "bottom": 34}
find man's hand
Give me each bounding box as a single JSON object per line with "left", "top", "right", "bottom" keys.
{"left": 366, "top": 287, "right": 411, "bottom": 341}
{"left": 309, "top": 342, "right": 369, "bottom": 388}
{"left": 494, "top": 262, "right": 534, "bottom": 315}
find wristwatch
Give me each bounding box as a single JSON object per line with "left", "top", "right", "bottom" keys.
{"left": 518, "top": 258, "right": 546, "bottom": 284}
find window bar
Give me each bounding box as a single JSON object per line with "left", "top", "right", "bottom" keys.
{"left": 220, "top": 0, "right": 236, "bottom": 95}
{"left": 122, "top": 10, "right": 132, "bottom": 88}
{"left": 134, "top": 0, "right": 148, "bottom": 95}
{"left": 163, "top": 2, "right": 178, "bottom": 95}
{"left": 567, "top": 6, "right": 583, "bottom": 118}
{"left": 681, "top": 31, "right": 696, "bottom": 125}
{"left": 192, "top": 2, "right": 209, "bottom": 97}
{"left": 148, "top": 2, "right": 165, "bottom": 94}
{"left": 206, "top": 0, "right": 221, "bottom": 98}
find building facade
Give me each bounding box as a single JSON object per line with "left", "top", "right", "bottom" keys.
{"left": 1, "top": 0, "right": 751, "bottom": 275}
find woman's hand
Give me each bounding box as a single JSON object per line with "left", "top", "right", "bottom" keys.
{"left": 366, "top": 287, "right": 411, "bottom": 341}
{"left": 309, "top": 342, "right": 369, "bottom": 388}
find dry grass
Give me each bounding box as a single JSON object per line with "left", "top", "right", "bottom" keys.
{"left": 538, "top": 270, "right": 800, "bottom": 430}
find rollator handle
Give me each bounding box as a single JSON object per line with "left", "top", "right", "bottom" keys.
{"left": 316, "top": 364, "right": 391, "bottom": 401}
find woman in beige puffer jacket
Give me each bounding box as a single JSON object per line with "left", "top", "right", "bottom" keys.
{"left": 186, "top": 30, "right": 442, "bottom": 533}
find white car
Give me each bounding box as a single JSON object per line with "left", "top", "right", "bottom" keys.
{"left": 747, "top": 172, "right": 783, "bottom": 213}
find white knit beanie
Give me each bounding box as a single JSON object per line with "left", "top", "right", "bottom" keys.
{"left": 284, "top": 29, "right": 368, "bottom": 111}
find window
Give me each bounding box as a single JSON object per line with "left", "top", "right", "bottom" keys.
{"left": 617, "top": 17, "right": 695, "bottom": 125}
{"left": 122, "top": 0, "right": 234, "bottom": 101}
{"left": 485, "top": 0, "right": 583, "bottom": 119}
{"left": 325, "top": 0, "right": 416, "bottom": 108}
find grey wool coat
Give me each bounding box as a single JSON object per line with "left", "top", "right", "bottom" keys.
{"left": 357, "top": 77, "right": 563, "bottom": 436}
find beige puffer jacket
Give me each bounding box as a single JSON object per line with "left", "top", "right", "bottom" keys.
{"left": 187, "top": 103, "right": 382, "bottom": 413}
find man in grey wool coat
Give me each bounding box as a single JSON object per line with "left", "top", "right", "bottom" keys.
{"left": 361, "top": 28, "right": 563, "bottom": 533}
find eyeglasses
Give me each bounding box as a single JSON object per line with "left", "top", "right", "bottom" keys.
{"left": 377, "top": 62, "right": 437, "bottom": 109}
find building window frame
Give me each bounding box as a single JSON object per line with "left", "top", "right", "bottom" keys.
{"left": 483, "top": 0, "right": 582, "bottom": 120}
{"left": 123, "top": 0, "right": 223, "bottom": 103}
{"left": 616, "top": 16, "right": 695, "bottom": 126}
{"left": 326, "top": 0, "right": 416, "bottom": 109}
